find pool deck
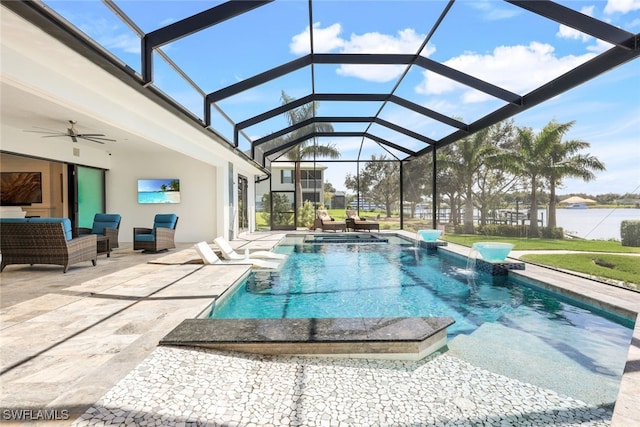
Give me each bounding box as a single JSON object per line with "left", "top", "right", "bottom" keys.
{"left": 0, "top": 230, "right": 638, "bottom": 426}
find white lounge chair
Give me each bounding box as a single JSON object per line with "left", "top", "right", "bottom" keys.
{"left": 213, "top": 236, "right": 286, "bottom": 261}
{"left": 194, "top": 242, "right": 279, "bottom": 269}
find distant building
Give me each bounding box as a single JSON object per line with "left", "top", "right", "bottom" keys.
{"left": 330, "top": 191, "right": 346, "bottom": 210}
{"left": 256, "top": 162, "right": 328, "bottom": 207}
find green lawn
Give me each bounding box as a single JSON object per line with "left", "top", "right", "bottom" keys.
{"left": 520, "top": 253, "right": 640, "bottom": 288}
{"left": 442, "top": 234, "right": 640, "bottom": 288}
{"left": 442, "top": 234, "right": 640, "bottom": 253}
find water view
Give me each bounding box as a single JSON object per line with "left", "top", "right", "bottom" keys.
{"left": 556, "top": 208, "right": 640, "bottom": 240}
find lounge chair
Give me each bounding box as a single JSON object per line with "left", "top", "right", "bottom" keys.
{"left": 133, "top": 214, "right": 178, "bottom": 253}
{"left": 314, "top": 209, "right": 346, "bottom": 232}
{"left": 345, "top": 210, "right": 379, "bottom": 232}
{"left": 194, "top": 242, "right": 279, "bottom": 269}
{"left": 213, "top": 236, "right": 286, "bottom": 260}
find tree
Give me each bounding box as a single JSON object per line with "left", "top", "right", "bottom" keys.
{"left": 544, "top": 121, "right": 605, "bottom": 228}
{"left": 348, "top": 155, "right": 399, "bottom": 217}
{"left": 403, "top": 153, "right": 432, "bottom": 218}
{"left": 279, "top": 91, "right": 340, "bottom": 216}
{"left": 439, "top": 125, "right": 504, "bottom": 233}
{"left": 323, "top": 181, "right": 336, "bottom": 209}
{"left": 511, "top": 120, "right": 605, "bottom": 234}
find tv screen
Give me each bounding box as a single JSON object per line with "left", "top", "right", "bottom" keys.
{"left": 137, "top": 179, "right": 180, "bottom": 204}
{"left": 0, "top": 172, "right": 43, "bottom": 206}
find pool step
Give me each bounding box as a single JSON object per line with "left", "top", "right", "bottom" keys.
{"left": 160, "top": 317, "right": 454, "bottom": 361}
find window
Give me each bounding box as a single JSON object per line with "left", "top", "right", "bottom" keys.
{"left": 281, "top": 170, "right": 293, "bottom": 184}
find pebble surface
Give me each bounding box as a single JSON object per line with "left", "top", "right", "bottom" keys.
{"left": 72, "top": 346, "right": 612, "bottom": 426}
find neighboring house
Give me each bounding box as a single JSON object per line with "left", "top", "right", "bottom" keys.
{"left": 256, "top": 162, "right": 327, "bottom": 208}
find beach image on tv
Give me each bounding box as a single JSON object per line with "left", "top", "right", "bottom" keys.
{"left": 137, "top": 179, "right": 180, "bottom": 204}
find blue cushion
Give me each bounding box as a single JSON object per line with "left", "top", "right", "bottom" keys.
{"left": 153, "top": 214, "right": 177, "bottom": 229}
{"left": 26, "top": 217, "right": 73, "bottom": 240}
{"left": 91, "top": 213, "right": 121, "bottom": 235}
{"left": 135, "top": 234, "right": 156, "bottom": 242}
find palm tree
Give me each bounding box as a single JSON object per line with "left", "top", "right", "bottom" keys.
{"left": 544, "top": 121, "right": 605, "bottom": 228}
{"left": 510, "top": 120, "right": 604, "bottom": 235}
{"left": 279, "top": 91, "right": 340, "bottom": 212}
{"left": 511, "top": 126, "right": 552, "bottom": 236}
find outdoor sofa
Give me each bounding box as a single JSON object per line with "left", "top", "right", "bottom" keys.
{"left": 0, "top": 217, "right": 97, "bottom": 273}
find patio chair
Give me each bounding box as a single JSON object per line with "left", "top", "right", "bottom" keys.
{"left": 77, "top": 213, "right": 121, "bottom": 250}
{"left": 213, "top": 236, "right": 286, "bottom": 260}
{"left": 345, "top": 209, "right": 379, "bottom": 232}
{"left": 314, "top": 209, "right": 346, "bottom": 232}
{"left": 133, "top": 214, "right": 178, "bottom": 253}
{"left": 194, "top": 241, "right": 278, "bottom": 269}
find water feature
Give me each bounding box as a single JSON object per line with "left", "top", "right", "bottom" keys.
{"left": 472, "top": 242, "right": 514, "bottom": 262}
{"left": 417, "top": 229, "right": 443, "bottom": 241}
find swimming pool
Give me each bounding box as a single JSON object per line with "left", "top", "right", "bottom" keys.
{"left": 208, "top": 234, "right": 634, "bottom": 404}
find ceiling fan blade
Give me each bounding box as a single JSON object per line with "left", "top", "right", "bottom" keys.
{"left": 31, "top": 126, "right": 63, "bottom": 132}
{"left": 82, "top": 135, "right": 116, "bottom": 142}
{"left": 80, "top": 137, "right": 106, "bottom": 144}
{"left": 77, "top": 133, "right": 106, "bottom": 137}
{"left": 71, "top": 135, "right": 78, "bottom": 143}
{"left": 41, "top": 134, "right": 67, "bottom": 138}
{"left": 25, "top": 130, "right": 62, "bottom": 135}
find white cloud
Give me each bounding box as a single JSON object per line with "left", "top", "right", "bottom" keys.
{"left": 290, "top": 23, "right": 434, "bottom": 83}
{"left": 467, "top": 1, "right": 522, "bottom": 20}
{"left": 557, "top": 6, "right": 595, "bottom": 42}
{"left": 415, "top": 42, "right": 596, "bottom": 101}
{"left": 290, "top": 22, "right": 344, "bottom": 55}
{"left": 79, "top": 19, "right": 140, "bottom": 54}
{"left": 604, "top": 0, "right": 640, "bottom": 14}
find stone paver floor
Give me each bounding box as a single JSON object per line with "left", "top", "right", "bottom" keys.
{"left": 74, "top": 346, "right": 611, "bottom": 427}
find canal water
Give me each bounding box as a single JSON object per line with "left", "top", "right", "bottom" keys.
{"left": 556, "top": 208, "right": 640, "bottom": 240}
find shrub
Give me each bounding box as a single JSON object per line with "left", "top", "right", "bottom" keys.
{"left": 540, "top": 227, "right": 564, "bottom": 239}
{"left": 467, "top": 224, "right": 564, "bottom": 239}
{"left": 621, "top": 220, "right": 640, "bottom": 247}
{"left": 297, "top": 200, "right": 316, "bottom": 229}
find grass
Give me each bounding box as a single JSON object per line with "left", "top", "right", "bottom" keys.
{"left": 442, "top": 234, "right": 640, "bottom": 287}
{"left": 442, "top": 234, "right": 640, "bottom": 253}
{"left": 520, "top": 253, "right": 640, "bottom": 289}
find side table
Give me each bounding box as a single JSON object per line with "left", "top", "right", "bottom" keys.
{"left": 96, "top": 235, "right": 111, "bottom": 257}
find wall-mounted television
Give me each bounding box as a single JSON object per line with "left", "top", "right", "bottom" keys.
{"left": 137, "top": 179, "right": 180, "bottom": 204}
{"left": 0, "top": 172, "right": 43, "bottom": 206}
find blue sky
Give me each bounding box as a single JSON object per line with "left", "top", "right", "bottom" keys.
{"left": 137, "top": 179, "right": 178, "bottom": 192}
{"left": 46, "top": 0, "right": 639, "bottom": 196}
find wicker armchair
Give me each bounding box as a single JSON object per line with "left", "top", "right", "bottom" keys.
{"left": 77, "top": 213, "right": 121, "bottom": 249}
{"left": 133, "top": 214, "right": 179, "bottom": 253}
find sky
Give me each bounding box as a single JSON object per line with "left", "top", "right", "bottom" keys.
{"left": 46, "top": 0, "right": 640, "bottom": 196}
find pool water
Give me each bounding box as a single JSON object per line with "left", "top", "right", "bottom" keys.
{"left": 209, "top": 235, "right": 634, "bottom": 403}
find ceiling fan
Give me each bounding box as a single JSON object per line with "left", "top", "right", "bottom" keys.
{"left": 25, "top": 120, "right": 115, "bottom": 144}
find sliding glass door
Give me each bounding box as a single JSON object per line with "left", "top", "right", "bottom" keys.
{"left": 68, "top": 165, "right": 105, "bottom": 234}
